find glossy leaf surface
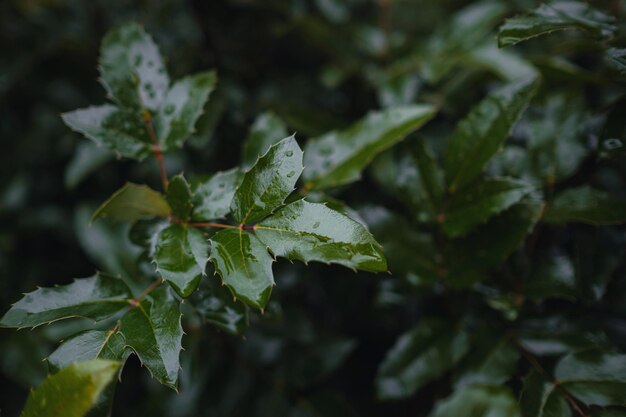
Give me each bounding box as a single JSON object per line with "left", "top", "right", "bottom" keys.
{"left": 191, "top": 168, "right": 244, "bottom": 221}
{"left": 544, "top": 187, "right": 626, "bottom": 225}
{"left": 191, "top": 277, "right": 248, "bottom": 335}
{"left": 93, "top": 183, "right": 170, "bottom": 223}
{"left": 166, "top": 175, "right": 193, "bottom": 222}
{"left": 429, "top": 385, "right": 521, "bottom": 417}
{"left": 47, "top": 330, "right": 129, "bottom": 372}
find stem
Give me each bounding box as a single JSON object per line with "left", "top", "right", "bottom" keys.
{"left": 187, "top": 222, "right": 237, "bottom": 229}
{"left": 142, "top": 110, "right": 169, "bottom": 191}
{"left": 134, "top": 278, "right": 163, "bottom": 303}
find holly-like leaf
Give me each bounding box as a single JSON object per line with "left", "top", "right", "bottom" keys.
{"left": 607, "top": 48, "right": 626, "bottom": 75}
{"left": 154, "top": 224, "right": 209, "bottom": 298}
{"left": 376, "top": 319, "right": 469, "bottom": 400}
{"left": 544, "top": 187, "right": 626, "bottom": 225}
{"left": 428, "top": 385, "right": 521, "bottom": 417}
{"left": 303, "top": 105, "right": 437, "bottom": 191}
{"left": 442, "top": 177, "right": 534, "bottom": 238}
{"left": 242, "top": 112, "right": 289, "bottom": 168}
{"left": 255, "top": 200, "right": 387, "bottom": 272}
{"left": 155, "top": 71, "right": 217, "bottom": 151}
{"left": 47, "top": 330, "right": 129, "bottom": 373}
{"left": 119, "top": 287, "right": 183, "bottom": 388}
{"left": 498, "top": 1, "right": 617, "bottom": 48}
{"left": 231, "top": 136, "right": 303, "bottom": 225}
{"left": 190, "top": 277, "right": 248, "bottom": 335}
{"left": 99, "top": 23, "right": 169, "bottom": 111}
{"left": 20, "top": 359, "right": 120, "bottom": 417}
{"left": 444, "top": 77, "right": 539, "bottom": 192}
{"left": 454, "top": 333, "right": 519, "bottom": 388}
{"left": 93, "top": 183, "right": 170, "bottom": 223}
{"left": 208, "top": 228, "right": 274, "bottom": 310}
{"left": 0, "top": 273, "right": 132, "bottom": 329}
{"left": 166, "top": 175, "right": 193, "bottom": 222}
{"left": 191, "top": 168, "right": 244, "bottom": 221}
{"left": 520, "top": 370, "right": 570, "bottom": 417}
{"left": 61, "top": 105, "right": 153, "bottom": 161}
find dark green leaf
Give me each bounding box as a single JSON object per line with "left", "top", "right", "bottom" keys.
{"left": 256, "top": 200, "right": 387, "bottom": 272}
{"left": 303, "top": 105, "right": 437, "bottom": 190}
{"left": 498, "top": 1, "right": 617, "bottom": 48}
{"left": 166, "top": 175, "right": 193, "bottom": 222}
{"left": 93, "top": 183, "right": 170, "bottom": 223}
{"left": 464, "top": 43, "right": 538, "bottom": 81}
{"left": 48, "top": 330, "right": 129, "bottom": 373}
{"left": 191, "top": 168, "right": 244, "bottom": 221}
{"left": 607, "top": 48, "right": 626, "bottom": 75}
{"left": 0, "top": 273, "right": 132, "bottom": 328}
{"left": 209, "top": 228, "right": 275, "bottom": 310}
{"left": 99, "top": 23, "right": 169, "bottom": 110}
{"left": 526, "top": 255, "right": 577, "bottom": 301}
{"left": 20, "top": 359, "right": 120, "bottom": 417}
{"left": 154, "top": 224, "right": 209, "bottom": 298}
{"left": 376, "top": 319, "right": 469, "bottom": 400}
{"left": 155, "top": 71, "right": 217, "bottom": 151}
{"left": 442, "top": 177, "right": 534, "bottom": 238}
{"left": 520, "top": 370, "right": 570, "bottom": 417}
{"left": 544, "top": 187, "right": 626, "bottom": 225}
{"left": 231, "top": 136, "right": 303, "bottom": 224}
{"left": 119, "top": 287, "right": 183, "bottom": 388}
{"left": 191, "top": 277, "right": 248, "bottom": 335}
{"left": 444, "top": 76, "right": 539, "bottom": 192}
{"left": 284, "top": 338, "right": 355, "bottom": 388}
{"left": 454, "top": 334, "right": 519, "bottom": 388}
{"left": 65, "top": 142, "right": 113, "bottom": 190}
{"left": 428, "top": 385, "right": 521, "bottom": 417}
{"left": 242, "top": 112, "right": 289, "bottom": 168}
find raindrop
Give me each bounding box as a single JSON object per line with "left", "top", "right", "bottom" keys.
{"left": 604, "top": 138, "right": 623, "bottom": 150}
{"left": 285, "top": 150, "right": 294, "bottom": 157}
{"left": 312, "top": 221, "right": 320, "bottom": 229}
{"left": 134, "top": 54, "right": 143, "bottom": 66}
{"left": 164, "top": 104, "right": 175, "bottom": 115}
{"left": 286, "top": 171, "right": 295, "bottom": 178}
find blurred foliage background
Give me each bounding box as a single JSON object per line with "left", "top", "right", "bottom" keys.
{"left": 1, "top": 0, "right": 626, "bottom": 416}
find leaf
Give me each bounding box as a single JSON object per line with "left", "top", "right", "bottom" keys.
{"left": 119, "top": 287, "right": 183, "bottom": 388}
{"left": 20, "top": 359, "right": 120, "bottom": 417}
{"left": 190, "top": 277, "right": 248, "bottom": 335}
{"left": 444, "top": 76, "right": 539, "bottom": 192}
{"left": 255, "top": 200, "right": 386, "bottom": 272}
{"left": 303, "top": 105, "right": 437, "bottom": 190}
{"left": 231, "top": 135, "right": 303, "bottom": 224}
{"left": 65, "top": 142, "right": 113, "bottom": 190}
{"left": 498, "top": 1, "right": 617, "bottom": 48}
{"left": 544, "top": 187, "right": 626, "bottom": 225}
{"left": 191, "top": 168, "right": 244, "bottom": 221}
{"left": 464, "top": 43, "right": 538, "bottom": 81}
{"left": 526, "top": 255, "right": 577, "bottom": 301}
{"left": 166, "top": 175, "right": 193, "bottom": 222}
{"left": 520, "top": 370, "right": 570, "bottom": 417}
{"left": 0, "top": 273, "right": 132, "bottom": 328}
{"left": 61, "top": 105, "right": 153, "bottom": 161}
{"left": 154, "top": 224, "right": 209, "bottom": 298}
{"left": 428, "top": 385, "right": 521, "bottom": 417}
{"left": 92, "top": 183, "right": 170, "bottom": 223}
{"left": 607, "top": 48, "right": 626, "bottom": 75}
{"left": 376, "top": 319, "right": 469, "bottom": 400}
{"left": 454, "top": 333, "right": 519, "bottom": 388}
{"left": 155, "top": 71, "right": 217, "bottom": 151}
{"left": 47, "top": 330, "right": 129, "bottom": 373}
{"left": 209, "top": 228, "right": 275, "bottom": 310}
{"left": 99, "top": 23, "right": 169, "bottom": 110}
{"left": 242, "top": 112, "right": 289, "bottom": 168}
{"left": 442, "top": 177, "right": 534, "bottom": 238}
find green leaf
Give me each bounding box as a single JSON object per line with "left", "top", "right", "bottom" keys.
{"left": 526, "top": 255, "right": 578, "bottom": 301}
{"left": 255, "top": 200, "right": 387, "bottom": 272}
{"left": 544, "top": 187, "right": 626, "bottom": 225}
{"left": 65, "top": 142, "right": 113, "bottom": 190}
{"left": 119, "top": 287, "right": 183, "bottom": 388}
{"left": 428, "top": 385, "right": 521, "bottom": 417}
{"left": 242, "top": 112, "right": 289, "bottom": 168}
{"left": 520, "top": 370, "right": 570, "bottom": 417}
{"left": 442, "top": 177, "right": 534, "bottom": 238}
{"left": 47, "top": 330, "right": 129, "bottom": 373}
{"left": 0, "top": 273, "right": 132, "bottom": 328}
{"left": 92, "top": 183, "right": 170, "bottom": 223}
{"left": 303, "top": 105, "right": 437, "bottom": 190}
{"left": 190, "top": 277, "right": 248, "bottom": 335}
{"left": 166, "top": 175, "right": 193, "bottom": 222}
{"left": 61, "top": 105, "right": 153, "bottom": 161}
{"left": 464, "top": 43, "right": 538, "bottom": 82}
{"left": 155, "top": 71, "right": 217, "bottom": 151}
{"left": 498, "top": 1, "right": 617, "bottom": 48}
{"left": 191, "top": 168, "right": 244, "bottom": 221}
{"left": 444, "top": 76, "right": 539, "bottom": 192}
{"left": 154, "top": 224, "right": 209, "bottom": 298}
{"left": 99, "top": 23, "right": 169, "bottom": 110}
{"left": 231, "top": 135, "right": 303, "bottom": 224}
{"left": 376, "top": 319, "right": 469, "bottom": 400}
{"left": 607, "top": 48, "right": 626, "bottom": 75}
{"left": 454, "top": 334, "right": 519, "bottom": 388}
{"left": 209, "top": 228, "right": 274, "bottom": 310}
{"left": 20, "top": 359, "right": 120, "bottom": 417}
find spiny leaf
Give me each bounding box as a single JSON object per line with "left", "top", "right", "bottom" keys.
{"left": 99, "top": 22, "right": 169, "bottom": 110}
{"left": 119, "top": 286, "right": 183, "bottom": 389}
{"left": 231, "top": 135, "right": 303, "bottom": 225}
{"left": 0, "top": 273, "right": 132, "bottom": 329}
{"left": 255, "top": 200, "right": 387, "bottom": 272}
{"left": 93, "top": 182, "right": 171, "bottom": 223}
{"left": 544, "top": 186, "right": 626, "bottom": 225}
{"left": 498, "top": 1, "right": 617, "bottom": 48}
{"left": 442, "top": 177, "right": 534, "bottom": 238}
{"left": 520, "top": 370, "right": 570, "bottom": 417}
{"left": 154, "top": 224, "right": 209, "bottom": 298}
{"left": 428, "top": 385, "right": 521, "bottom": 417}
{"left": 607, "top": 48, "right": 626, "bottom": 75}
{"left": 191, "top": 168, "right": 244, "bottom": 221}
{"left": 20, "top": 359, "right": 120, "bottom": 417}
{"left": 190, "top": 277, "right": 248, "bottom": 335}
{"left": 166, "top": 175, "right": 193, "bottom": 222}
{"left": 242, "top": 112, "right": 289, "bottom": 168}
{"left": 303, "top": 105, "right": 437, "bottom": 191}
{"left": 444, "top": 76, "right": 539, "bottom": 192}
{"left": 208, "top": 228, "right": 274, "bottom": 310}
{"left": 47, "top": 330, "right": 130, "bottom": 373}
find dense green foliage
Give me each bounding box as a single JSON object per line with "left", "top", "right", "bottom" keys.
{"left": 1, "top": 1, "right": 626, "bottom": 416}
